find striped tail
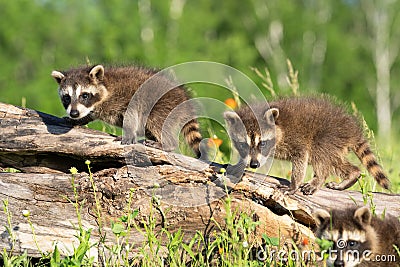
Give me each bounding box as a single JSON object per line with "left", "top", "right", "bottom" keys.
{"left": 354, "top": 138, "right": 390, "bottom": 190}
{"left": 181, "top": 119, "right": 202, "bottom": 158}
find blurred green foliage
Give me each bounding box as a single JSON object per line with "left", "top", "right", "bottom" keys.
{"left": 1, "top": 0, "right": 399, "bottom": 131}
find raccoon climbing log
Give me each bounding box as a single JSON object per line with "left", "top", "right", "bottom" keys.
{"left": 0, "top": 101, "right": 399, "bottom": 259}
{"left": 51, "top": 64, "right": 202, "bottom": 156}
{"left": 224, "top": 96, "right": 390, "bottom": 195}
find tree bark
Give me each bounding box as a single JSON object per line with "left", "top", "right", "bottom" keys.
{"left": 0, "top": 102, "right": 399, "bottom": 259}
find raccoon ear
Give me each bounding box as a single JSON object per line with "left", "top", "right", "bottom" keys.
{"left": 51, "top": 71, "right": 65, "bottom": 84}
{"left": 264, "top": 108, "right": 279, "bottom": 124}
{"left": 223, "top": 111, "right": 241, "bottom": 127}
{"left": 313, "top": 209, "right": 331, "bottom": 227}
{"left": 89, "top": 65, "right": 105, "bottom": 82}
{"left": 354, "top": 206, "right": 372, "bottom": 226}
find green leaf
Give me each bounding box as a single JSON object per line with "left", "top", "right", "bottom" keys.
{"left": 119, "top": 215, "right": 128, "bottom": 222}
{"left": 50, "top": 244, "right": 61, "bottom": 267}
{"left": 181, "top": 243, "right": 196, "bottom": 259}
{"left": 262, "top": 234, "right": 279, "bottom": 246}
{"left": 112, "top": 222, "right": 126, "bottom": 236}
{"left": 316, "top": 238, "right": 334, "bottom": 251}
{"left": 130, "top": 209, "right": 139, "bottom": 219}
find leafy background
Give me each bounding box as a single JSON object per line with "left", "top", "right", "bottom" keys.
{"left": 1, "top": 0, "right": 399, "bottom": 191}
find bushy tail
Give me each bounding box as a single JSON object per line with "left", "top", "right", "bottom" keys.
{"left": 354, "top": 138, "right": 390, "bottom": 190}
{"left": 181, "top": 119, "right": 202, "bottom": 157}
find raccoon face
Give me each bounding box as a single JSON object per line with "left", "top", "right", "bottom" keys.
{"left": 51, "top": 65, "right": 108, "bottom": 120}
{"left": 314, "top": 207, "right": 377, "bottom": 267}
{"left": 224, "top": 107, "right": 278, "bottom": 168}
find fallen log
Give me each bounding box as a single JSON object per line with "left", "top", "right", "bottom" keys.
{"left": 0, "top": 102, "right": 399, "bottom": 259}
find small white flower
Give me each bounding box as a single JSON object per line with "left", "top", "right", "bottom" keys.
{"left": 242, "top": 241, "right": 249, "bottom": 248}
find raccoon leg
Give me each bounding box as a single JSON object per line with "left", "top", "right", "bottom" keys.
{"left": 300, "top": 162, "right": 328, "bottom": 195}
{"left": 283, "top": 152, "right": 309, "bottom": 194}
{"left": 300, "top": 174, "right": 326, "bottom": 195}
{"left": 122, "top": 110, "right": 139, "bottom": 145}
{"left": 139, "top": 120, "right": 178, "bottom": 152}
{"left": 325, "top": 160, "right": 361, "bottom": 190}
{"left": 141, "top": 128, "right": 176, "bottom": 152}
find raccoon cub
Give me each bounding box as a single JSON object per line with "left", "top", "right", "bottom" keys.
{"left": 224, "top": 96, "right": 390, "bottom": 195}
{"left": 51, "top": 64, "right": 202, "bottom": 156}
{"left": 314, "top": 206, "right": 400, "bottom": 266}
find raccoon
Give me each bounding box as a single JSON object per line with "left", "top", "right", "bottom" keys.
{"left": 51, "top": 64, "right": 202, "bottom": 156}
{"left": 223, "top": 96, "right": 390, "bottom": 195}
{"left": 314, "top": 206, "right": 400, "bottom": 267}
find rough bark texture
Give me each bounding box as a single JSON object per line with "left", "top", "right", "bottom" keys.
{"left": 0, "top": 102, "right": 399, "bottom": 259}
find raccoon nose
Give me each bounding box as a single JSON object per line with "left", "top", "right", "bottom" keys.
{"left": 334, "top": 260, "right": 344, "bottom": 267}
{"left": 249, "top": 160, "right": 260, "bottom": 169}
{"left": 70, "top": 110, "right": 80, "bottom": 118}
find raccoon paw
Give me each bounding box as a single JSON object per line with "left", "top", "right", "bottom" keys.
{"left": 113, "top": 136, "right": 122, "bottom": 142}
{"left": 299, "top": 183, "right": 317, "bottom": 195}
{"left": 63, "top": 116, "right": 91, "bottom": 126}
{"left": 121, "top": 134, "right": 137, "bottom": 145}
{"left": 325, "top": 182, "right": 343, "bottom": 190}
{"left": 62, "top": 117, "right": 76, "bottom": 126}
{"left": 280, "top": 186, "right": 298, "bottom": 195}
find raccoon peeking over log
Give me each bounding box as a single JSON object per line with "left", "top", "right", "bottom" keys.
{"left": 51, "top": 64, "right": 202, "bottom": 157}
{"left": 314, "top": 206, "right": 400, "bottom": 267}
{"left": 224, "top": 96, "right": 390, "bottom": 195}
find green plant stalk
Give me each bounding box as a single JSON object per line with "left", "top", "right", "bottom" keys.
{"left": 225, "top": 75, "right": 242, "bottom": 108}
{"left": 70, "top": 173, "right": 83, "bottom": 230}
{"left": 86, "top": 161, "right": 103, "bottom": 235}
{"left": 25, "top": 212, "right": 44, "bottom": 257}
{"left": 123, "top": 188, "right": 138, "bottom": 265}
{"left": 133, "top": 193, "right": 164, "bottom": 266}
{"left": 357, "top": 175, "right": 377, "bottom": 215}
{"left": 149, "top": 195, "right": 164, "bottom": 266}
{"left": 286, "top": 59, "right": 299, "bottom": 95}
{"left": 2, "top": 199, "right": 16, "bottom": 253}
{"left": 394, "top": 244, "right": 400, "bottom": 258}
{"left": 251, "top": 66, "right": 276, "bottom": 97}
{"left": 84, "top": 160, "right": 111, "bottom": 267}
